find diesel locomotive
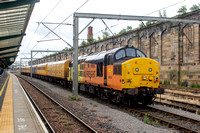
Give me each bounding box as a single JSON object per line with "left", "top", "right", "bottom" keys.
{"left": 21, "top": 45, "right": 164, "bottom": 105}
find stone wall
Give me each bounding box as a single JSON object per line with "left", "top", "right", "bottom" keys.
{"left": 31, "top": 10, "right": 200, "bottom": 85}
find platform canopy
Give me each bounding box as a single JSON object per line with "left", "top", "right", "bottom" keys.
{"left": 0, "top": 0, "right": 39, "bottom": 70}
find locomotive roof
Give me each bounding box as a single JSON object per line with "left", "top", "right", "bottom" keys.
{"left": 84, "top": 46, "right": 125, "bottom": 63}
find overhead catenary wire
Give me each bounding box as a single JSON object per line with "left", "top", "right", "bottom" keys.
{"left": 22, "top": 0, "right": 63, "bottom": 54}
{"left": 94, "top": 0, "right": 186, "bottom": 36}
{"left": 33, "top": 0, "right": 90, "bottom": 50}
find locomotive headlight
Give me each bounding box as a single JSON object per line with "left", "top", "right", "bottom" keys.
{"left": 135, "top": 68, "right": 139, "bottom": 72}
{"left": 149, "top": 68, "right": 152, "bottom": 72}
{"left": 155, "top": 76, "right": 159, "bottom": 82}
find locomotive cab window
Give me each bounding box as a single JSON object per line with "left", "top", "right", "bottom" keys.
{"left": 115, "top": 49, "right": 125, "bottom": 60}
{"left": 126, "top": 48, "right": 136, "bottom": 57}
{"left": 136, "top": 50, "right": 146, "bottom": 57}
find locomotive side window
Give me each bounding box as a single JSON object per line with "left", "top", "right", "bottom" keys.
{"left": 126, "top": 48, "right": 136, "bottom": 57}
{"left": 115, "top": 49, "right": 125, "bottom": 60}
{"left": 97, "top": 62, "right": 103, "bottom": 77}
{"left": 136, "top": 50, "right": 146, "bottom": 57}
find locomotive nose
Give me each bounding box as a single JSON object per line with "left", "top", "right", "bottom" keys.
{"left": 133, "top": 59, "right": 158, "bottom": 75}
{"left": 122, "top": 58, "right": 159, "bottom": 88}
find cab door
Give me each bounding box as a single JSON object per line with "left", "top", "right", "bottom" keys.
{"left": 104, "top": 54, "right": 113, "bottom": 86}
{"left": 104, "top": 54, "right": 108, "bottom": 85}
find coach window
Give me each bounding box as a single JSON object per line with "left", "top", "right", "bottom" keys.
{"left": 107, "top": 54, "right": 113, "bottom": 65}
{"left": 115, "top": 49, "right": 125, "bottom": 60}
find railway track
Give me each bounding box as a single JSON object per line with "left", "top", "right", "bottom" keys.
{"left": 17, "top": 74, "right": 200, "bottom": 132}
{"left": 17, "top": 75, "right": 97, "bottom": 133}
{"left": 164, "top": 90, "right": 200, "bottom": 100}
{"left": 125, "top": 105, "right": 200, "bottom": 133}
{"left": 163, "top": 86, "right": 200, "bottom": 94}
{"left": 155, "top": 97, "right": 200, "bottom": 115}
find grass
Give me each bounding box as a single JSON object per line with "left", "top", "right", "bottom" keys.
{"left": 163, "top": 80, "right": 170, "bottom": 85}
{"left": 152, "top": 119, "right": 159, "bottom": 126}
{"left": 190, "top": 83, "right": 200, "bottom": 88}
{"left": 93, "top": 104, "right": 98, "bottom": 107}
{"left": 61, "top": 117, "right": 68, "bottom": 119}
{"left": 64, "top": 122, "right": 72, "bottom": 126}
{"left": 144, "top": 113, "right": 150, "bottom": 124}
{"left": 68, "top": 95, "right": 82, "bottom": 102}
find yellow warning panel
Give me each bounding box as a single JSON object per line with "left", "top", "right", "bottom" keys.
{"left": 0, "top": 74, "right": 14, "bottom": 133}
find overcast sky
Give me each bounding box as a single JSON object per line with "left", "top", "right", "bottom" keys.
{"left": 17, "top": 0, "right": 200, "bottom": 62}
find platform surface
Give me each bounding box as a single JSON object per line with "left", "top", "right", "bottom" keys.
{"left": 0, "top": 72, "right": 47, "bottom": 133}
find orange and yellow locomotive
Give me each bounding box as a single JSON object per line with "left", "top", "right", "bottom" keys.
{"left": 22, "top": 45, "right": 164, "bottom": 105}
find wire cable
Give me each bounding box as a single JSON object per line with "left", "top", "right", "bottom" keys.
{"left": 97, "top": 0, "right": 186, "bottom": 33}
{"left": 22, "top": 0, "right": 63, "bottom": 53}
{"left": 41, "top": 0, "right": 62, "bottom": 22}
{"left": 32, "top": 0, "right": 89, "bottom": 50}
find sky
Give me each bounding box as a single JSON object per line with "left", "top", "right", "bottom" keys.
{"left": 17, "top": 0, "right": 200, "bottom": 63}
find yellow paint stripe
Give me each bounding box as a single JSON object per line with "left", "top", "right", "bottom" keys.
{"left": 0, "top": 74, "right": 14, "bottom": 132}
{"left": 0, "top": 75, "right": 9, "bottom": 96}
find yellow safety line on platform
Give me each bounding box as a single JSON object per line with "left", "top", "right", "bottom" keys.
{"left": 0, "top": 74, "right": 14, "bottom": 133}
{"left": 0, "top": 76, "right": 9, "bottom": 96}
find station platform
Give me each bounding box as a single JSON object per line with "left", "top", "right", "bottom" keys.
{"left": 0, "top": 72, "right": 48, "bottom": 133}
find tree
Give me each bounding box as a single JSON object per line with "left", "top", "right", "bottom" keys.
{"left": 138, "top": 22, "right": 145, "bottom": 28}
{"left": 118, "top": 29, "right": 126, "bottom": 35}
{"left": 126, "top": 26, "right": 132, "bottom": 31}
{"left": 163, "top": 10, "right": 167, "bottom": 17}
{"left": 97, "top": 36, "right": 101, "bottom": 40}
{"left": 159, "top": 10, "right": 167, "bottom": 17}
{"left": 80, "top": 40, "right": 87, "bottom": 47}
{"left": 146, "top": 21, "right": 153, "bottom": 26}
{"left": 177, "top": 5, "right": 187, "bottom": 15}
{"left": 118, "top": 26, "right": 132, "bottom": 35}
{"left": 190, "top": 4, "right": 200, "bottom": 11}
{"left": 102, "top": 31, "right": 110, "bottom": 39}
{"left": 159, "top": 10, "right": 162, "bottom": 17}
{"left": 88, "top": 36, "right": 94, "bottom": 44}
